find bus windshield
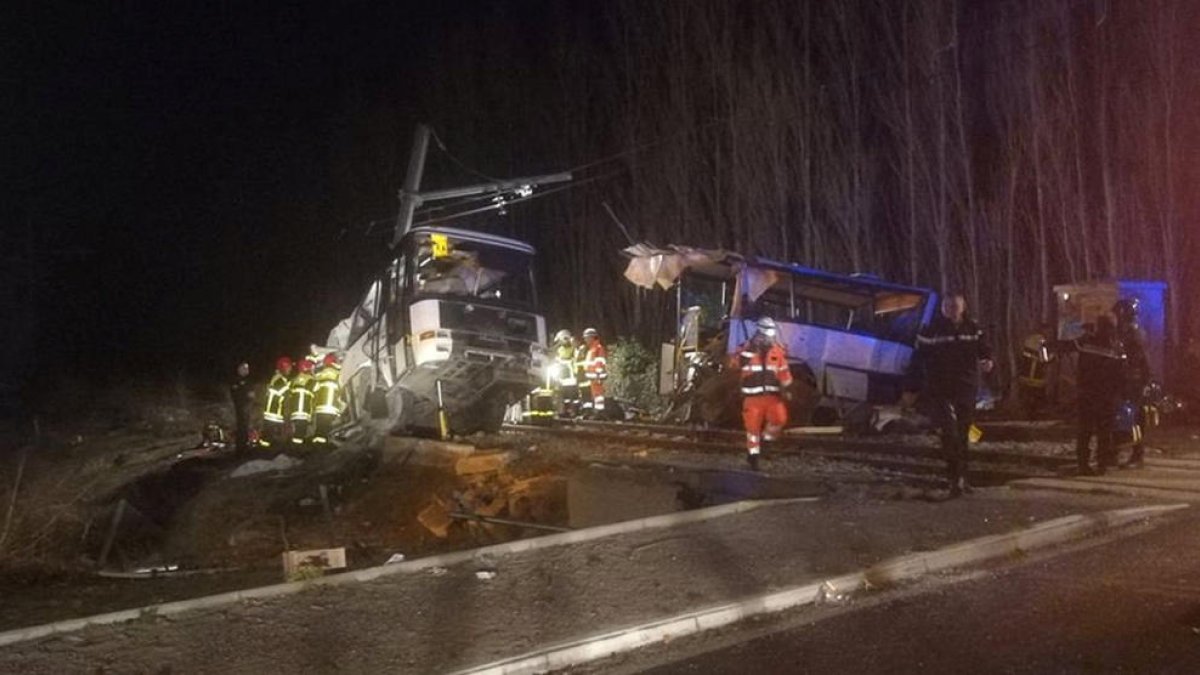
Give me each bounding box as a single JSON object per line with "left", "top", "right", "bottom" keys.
{"left": 407, "top": 231, "right": 537, "bottom": 310}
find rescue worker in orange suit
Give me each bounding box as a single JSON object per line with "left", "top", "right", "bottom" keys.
{"left": 734, "top": 316, "right": 793, "bottom": 471}
{"left": 1067, "top": 316, "right": 1125, "bottom": 475}
{"left": 312, "top": 353, "right": 345, "bottom": 446}
{"left": 286, "top": 358, "right": 316, "bottom": 445}
{"left": 261, "top": 356, "right": 293, "bottom": 448}
{"left": 909, "top": 293, "right": 994, "bottom": 498}
{"left": 581, "top": 327, "right": 608, "bottom": 418}
{"left": 1114, "top": 298, "right": 1151, "bottom": 467}
{"left": 230, "top": 362, "right": 254, "bottom": 455}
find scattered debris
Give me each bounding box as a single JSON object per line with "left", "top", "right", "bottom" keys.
{"left": 475, "top": 570, "right": 497, "bottom": 580}
{"left": 385, "top": 553, "right": 407, "bottom": 565}
{"left": 455, "top": 452, "right": 512, "bottom": 476}
{"left": 96, "top": 565, "right": 237, "bottom": 579}
{"left": 281, "top": 547, "right": 347, "bottom": 581}
{"left": 418, "top": 498, "right": 454, "bottom": 539}
{"left": 816, "top": 580, "right": 851, "bottom": 605}
{"left": 429, "top": 566, "right": 448, "bottom": 576}
{"left": 230, "top": 454, "right": 302, "bottom": 478}
{"left": 450, "top": 512, "right": 571, "bottom": 533}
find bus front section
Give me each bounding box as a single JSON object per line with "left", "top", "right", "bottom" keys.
{"left": 400, "top": 227, "right": 547, "bottom": 434}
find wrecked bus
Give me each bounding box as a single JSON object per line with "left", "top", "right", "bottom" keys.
{"left": 623, "top": 245, "right": 938, "bottom": 425}
{"left": 329, "top": 226, "right": 547, "bottom": 436}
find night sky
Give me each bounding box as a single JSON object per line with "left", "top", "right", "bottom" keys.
{"left": 8, "top": 2, "right": 502, "bottom": 401}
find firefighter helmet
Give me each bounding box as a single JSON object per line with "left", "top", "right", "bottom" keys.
{"left": 583, "top": 327, "right": 599, "bottom": 339}
{"left": 323, "top": 353, "right": 340, "bottom": 369}
{"left": 756, "top": 316, "right": 778, "bottom": 338}
{"left": 297, "top": 359, "right": 314, "bottom": 374}
{"left": 554, "top": 329, "right": 573, "bottom": 344}
{"left": 276, "top": 356, "right": 293, "bottom": 373}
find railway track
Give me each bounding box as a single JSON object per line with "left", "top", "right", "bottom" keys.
{"left": 502, "top": 419, "right": 1075, "bottom": 488}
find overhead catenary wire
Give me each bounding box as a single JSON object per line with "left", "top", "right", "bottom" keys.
{"left": 408, "top": 169, "right": 625, "bottom": 229}
{"left": 428, "top": 127, "right": 503, "bottom": 183}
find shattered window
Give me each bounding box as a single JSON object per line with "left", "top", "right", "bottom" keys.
{"left": 407, "top": 232, "right": 536, "bottom": 310}
{"left": 679, "top": 275, "right": 728, "bottom": 334}
{"left": 347, "top": 279, "right": 382, "bottom": 347}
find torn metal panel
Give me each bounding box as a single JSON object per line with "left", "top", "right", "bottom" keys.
{"left": 630, "top": 242, "right": 938, "bottom": 417}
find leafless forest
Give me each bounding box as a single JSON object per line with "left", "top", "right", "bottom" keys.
{"left": 330, "top": 0, "right": 1197, "bottom": 386}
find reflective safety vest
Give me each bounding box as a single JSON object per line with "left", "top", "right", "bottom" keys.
{"left": 263, "top": 372, "right": 291, "bottom": 423}
{"left": 313, "top": 367, "right": 345, "bottom": 416}
{"left": 286, "top": 373, "right": 315, "bottom": 422}
{"left": 584, "top": 342, "right": 608, "bottom": 380}
{"left": 555, "top": 343, "right": 577, "bottom": 387}
{"left": 736, "top": 341, "right": 793, "bottom": 396}
{"left": 574, "top": 344, "right": 588, "bottom": 379}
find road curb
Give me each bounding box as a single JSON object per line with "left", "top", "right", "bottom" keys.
{"left": 452, "top": 503, "right": 1188, "bottom": 675}
{"left": 0, "top": 498, "right": 807, "bottom": 649}
{"left": 1011, "top": 477, "right": 1200, "bottom": 502}
{"left": 1146, "top": 457, "right": 1200, "bottom": 470}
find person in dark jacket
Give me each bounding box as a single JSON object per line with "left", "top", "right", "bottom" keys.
{"left": 910, "top": 293, "right": 994, "bottom": 497}
{"left": 1114, "top": 299, "right": 1151, "bottom": 467}
{"left": 230, "top": 362, "right": 255, "bottom": 455}
{"left": 1068, "top": 316, "right": 1125, "bottom": 475}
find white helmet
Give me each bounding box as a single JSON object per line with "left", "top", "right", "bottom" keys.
{"left": 553, "top": 329, "right": 573, "bottom": 344}
{"left": 583, "top": 327, "right": 599, "bottom": 338}
{"left": 756, "top": 316, "right": 778, "bottom": 338}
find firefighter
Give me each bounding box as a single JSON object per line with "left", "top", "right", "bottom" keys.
{"left": 552, "top": 329, "right": 579, "bottom": 417}
{"left": 1069, "top": 316, "right": 1125, "bottom": 475}
{"left": 1016, "top": 327, "right": 1055, "bottom": 418}
{"left": 1114, "top": 298, "right": 1151, "bottom": 467}
{"left": 230, "top": 362, "right": 254, "bottom": 455}
{"left": 581, "top": 327, "right": 608, "bottom": 418}
{"left": 312, "top": 353, "right": 345, "bottom": 445}
{"left": 286, "top": 358, "right": 316, "bottom": 445}
{"left": 574, "top": 333, "right": 590, "bottom": 414}
{"left": 303, "top": 345, "right": 323, "bottom": 376}
{"left": 261, "top": 356, "right": 293, "bottom": 447}
{"left": 910, "top": 293, "right": 994, "bottom": 497}
{"left": 734, "top": 316, "right": 793, "bottom": 471}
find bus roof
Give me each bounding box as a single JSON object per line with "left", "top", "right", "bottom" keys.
{"left": 622, "top": 243, "right": 932, "bottom": 297}
{"left": 405, "top": 226, "right": 536, "bottom": 255}
{"left": 746, "top": 256, "right": 931, "bottom": 297}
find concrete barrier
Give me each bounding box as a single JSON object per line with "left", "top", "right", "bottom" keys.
{"left": 452, "top": 503, "right": 1188, "bottom": 675}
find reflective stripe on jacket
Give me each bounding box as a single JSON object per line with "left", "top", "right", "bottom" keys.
{"left": 286, "top": 373, "right": 315, "bottom": 421}
{"left": 736, "top": 341, "right": 792, "bottom": 396}
{"left": 263, "top": 373, "right": 290, "bottom": 423}
{"left": 912, "top": 315, "right": 991, "bottom": 398}
{"left": 555, "top": 343, "right": 577, "bottom": 386}
{"left": 584, "top": 342, "right": 608, "bottom": 380}
{"left": 313, "top": 368, "right": 344, "bottom": 416}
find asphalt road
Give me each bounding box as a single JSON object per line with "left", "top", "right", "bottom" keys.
{"left": 619, "top": 509, "right": 1200, "bottom": 674}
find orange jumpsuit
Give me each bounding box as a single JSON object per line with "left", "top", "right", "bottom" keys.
{"left": 583, "top": 339, "right": 608, "bottom": 413}
{"left": 736, "top": 341, "right": 792, "bottom": 456}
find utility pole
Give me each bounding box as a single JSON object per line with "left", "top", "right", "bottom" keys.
{"left": 390, "top": 124, "right": 572, "bottom": 248}
{"left": 393, "top": 124, "right": 431, "bottom": 247}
